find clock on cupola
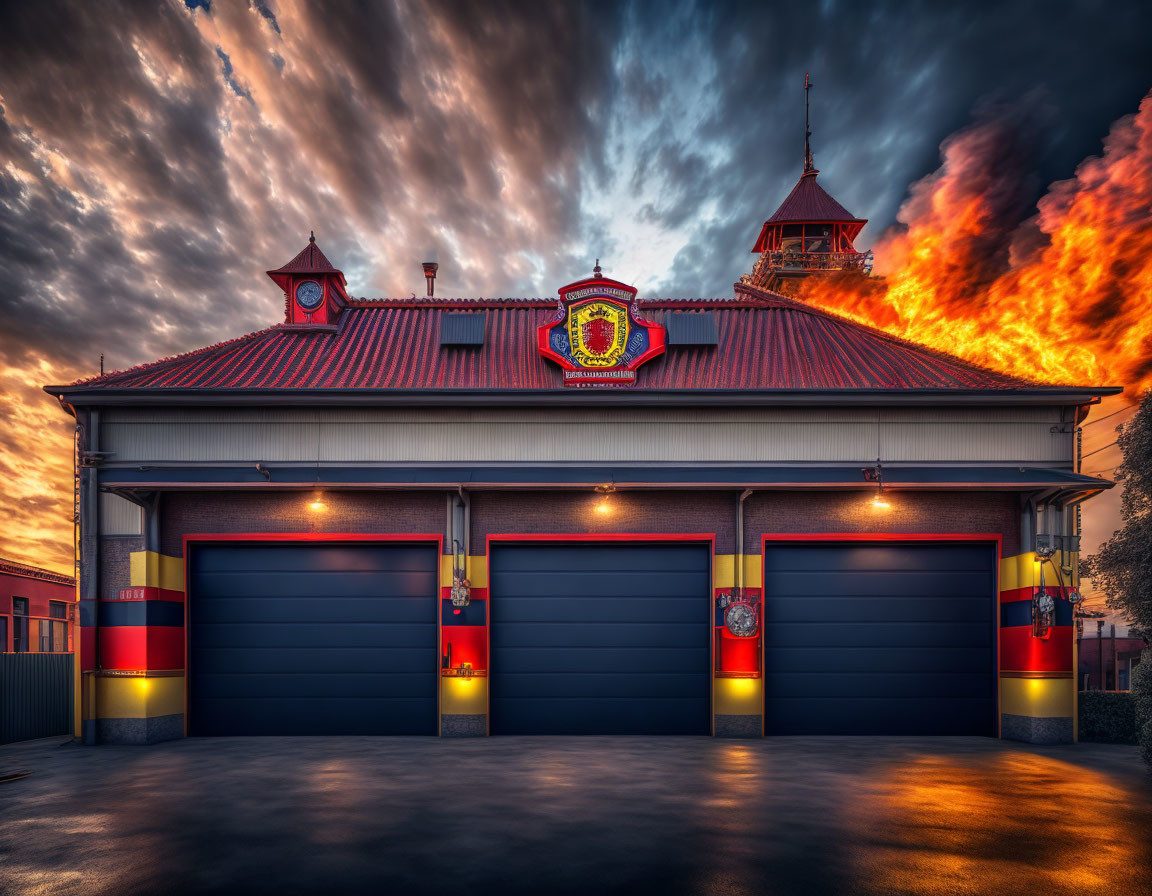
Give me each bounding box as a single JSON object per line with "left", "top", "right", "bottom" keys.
{"left": 266, "top": 231, "right": 351, "bottom": 326}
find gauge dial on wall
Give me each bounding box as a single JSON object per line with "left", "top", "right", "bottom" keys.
{"left": 725, "top": 602, "right": 758, "bottom": 637}
{"left": 296, "top": 280, "right": 323, "bottom": 310}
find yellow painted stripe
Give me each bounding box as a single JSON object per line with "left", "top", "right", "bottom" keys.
{"left": 96, "top": 674, "right": 185, "bottom": 719}
{"left": 713, "top": 555, "right": 763, "bottom": 590}
{"left": 441, "top": 676, "right": 487, "bottom": 715}
{"left": 440, "top": 555, "right": 489, "bottom": 589}
{"left": 1000, "top": 551, "right": 1075, "bottom": 592}
{"left": 1000, "top": 676, "right": 1074, "bottom": 719}
{"left": 714, "top": 677, "right": 763, "bottom": 716}
{"left": 468, "top": 555, "right": 488, "bottom": 589}
{"left": 129, "top": 551, "right": 185, "bottom": 592}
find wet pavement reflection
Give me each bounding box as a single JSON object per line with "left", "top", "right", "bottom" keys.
{"left": 0, "top": 736, "right": 1148, "bottom": 895}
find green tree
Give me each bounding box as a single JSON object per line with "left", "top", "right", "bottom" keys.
{"left": 1083, "top": 389, "right": 1151, "bottom": 766}
{"left": 1084, "top": 391, "right": 1152, "bottom": 635}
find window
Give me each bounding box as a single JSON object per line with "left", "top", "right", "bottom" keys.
{"left": 39, "top": 619, "right": 50, "bottom": 653}
{"left": 51, "top": 620, "right": 67, "bottom": 653}
{"left": 49, "top": 601, "right": 67, "bottom": 619}
{"left": 0, "top": 616, "right": 7, "bottom": 652}
{"left": 12, "top": 598, "right": 28, "bottom": 653}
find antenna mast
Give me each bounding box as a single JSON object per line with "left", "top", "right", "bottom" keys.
{"left": 804, "top": 73, "right": 815, "bottom": 173}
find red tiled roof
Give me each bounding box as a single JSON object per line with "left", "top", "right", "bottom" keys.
{"left": 0, "top": 558, "right": 74, "bottom": 586}
{"left": 59, "top": 287, "right": 1041, "bottom": 392}
{"left": 765, "top": 171, "right": 864, "bottom": 225}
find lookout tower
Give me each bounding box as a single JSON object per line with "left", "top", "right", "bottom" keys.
{"left": 743, "top": 74, "right": 872, "bottom": 294}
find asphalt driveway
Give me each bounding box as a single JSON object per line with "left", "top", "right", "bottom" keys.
{"left": 1, "top": 736, "right": 1149, "bottom": 896}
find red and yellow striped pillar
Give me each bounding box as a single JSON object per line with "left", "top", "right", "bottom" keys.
{"left": 713, "top": 552, "right": 763, "bottom": 737}
{"left": 439, "top": 553, "right": 488, "bottom": 736}
{"left": 95, "top": 551, "right": 186, "bottom": 744}
{"left": 999, "top": 550, "right": 1075, "bottom": 744}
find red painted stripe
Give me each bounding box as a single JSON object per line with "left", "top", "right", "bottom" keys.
{"left": 100, "top": 626, "right": 185, "bottom": 670}
{"left": 999, "top": 625, "right": 1073, "bottom": 673}
{"left": 112, "top": 586, "right": 185, "bottom": 602}
{"left": 763, "top": 533, "right": 1002, "bottom": 543}
{"left": 488, "top": 533, "right": 716, "bottom": 544}
{"left": 1000, "top": 584, "right": 1070, "bottom": 604}
{"left": 717, "top": 632, "right": 760, "bottom": 674}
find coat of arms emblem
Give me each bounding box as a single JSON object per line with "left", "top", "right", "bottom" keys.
{"left": 569, "top": 301, "right": 629, "bottom": 367}
{"left": 537, "top": 262, "right": 666, "bottom": 387}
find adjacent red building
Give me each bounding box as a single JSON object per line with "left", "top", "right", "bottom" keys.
{"left": 0, "top": 558, "right": 75, "bottom": 654}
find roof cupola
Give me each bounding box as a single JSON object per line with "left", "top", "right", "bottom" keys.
{"left": 266, "top": 232, "right": 350, "bottom": 326}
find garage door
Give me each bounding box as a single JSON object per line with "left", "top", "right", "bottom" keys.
{"left": 490, "top": 543, "right": 711, "bottom": 735}
{"left": 763, "top": 542, "right": 996, "bottom": 735}
{"left": 189, "top": 542, "right": 438, "bottom": 735}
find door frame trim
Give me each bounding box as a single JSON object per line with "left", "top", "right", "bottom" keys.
{"left": 182, "top": 532, "right": 444, "bottom": 737}
{"left": 760, "top": 532, "right": 1003, "bottom": 737}
{"left": 485, "top": 532, "right": 717, "bottom": 735}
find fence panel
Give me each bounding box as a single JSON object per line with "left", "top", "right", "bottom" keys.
{"left": 0, "top": 654, "right": 74, "bottom": 745}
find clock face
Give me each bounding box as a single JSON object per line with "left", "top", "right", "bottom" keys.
{"left": 296, "top": 280, "right": 323, "bottom": 310}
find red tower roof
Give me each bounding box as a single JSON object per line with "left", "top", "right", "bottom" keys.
{"left": 267, "top": 233, "right": 345, "bottom": 292}
{"left": 765, "top": 171, "right": 863, "bottom": 225}
{"left": 752, "top": 171, "right": 866, "bottom": 254}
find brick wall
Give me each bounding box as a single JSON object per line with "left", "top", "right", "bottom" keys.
{"left": 159, "top": 490, "right": 447, "bottom": 557}
{"left": 744, "top": 491, "right": 1021, "bottom": 555}
{"left": 84, "top": 487, "right": 1022, "bottom": 587}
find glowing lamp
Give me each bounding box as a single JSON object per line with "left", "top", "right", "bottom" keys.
{"left": 870, "top": 491, "right": 891, "bottom": 510}
{"left": 308, "top": 492, "right": 327, "bottom": 513}
{"left": 593, "top": 482, "right": 616, "bottom": 516}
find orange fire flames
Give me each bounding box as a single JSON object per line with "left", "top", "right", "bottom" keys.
{"left": 797, "top": 90, "right": 1152, "bottom": 396}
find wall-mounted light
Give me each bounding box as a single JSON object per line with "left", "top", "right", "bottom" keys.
{"left": 870, "top": 490, "right": 891, "bottom": 510}
{"left": 308, "top": 491, "right": 327, "bottom": 513}
{"left": 863, "top": 458, "right": 890, "bottom": 509}
{"left": 594, "top": 482, "right": 616, "bottom": 516}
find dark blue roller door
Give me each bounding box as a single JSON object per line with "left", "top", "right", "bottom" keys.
{"left": 189, "top": 542, "right": 437, "bottom": 736}
{"left": 763, "top": 542, "right": 996, "bottom": 735}
{"left": 490, "top": 543, "right": 711, "bottom": 735}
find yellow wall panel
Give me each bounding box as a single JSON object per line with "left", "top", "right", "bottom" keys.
{"left": 714, "top": 554, "right": 734, "bottom": 589}
{"left": 440, "top": 555, "right": 489, "bottom": 589}
{"left": 1000, "top": 551, "right": 1072, "bottom": 592}
{"left": 96, "top": 675, "right": 185, "bottom": 719}
{"left": 1000, "top": 676, "right": 1074, "bottom": 719}
{"left": 441, "top": 677, "right": 487, "bottom": 715}
{"left": 713, "top": 555, "right": 762, "bottom": 591}
{"left": 129, "top": 551, "right": 185, "bottom": 592}
{"left": 468, "top": 556, "right": 488, "bottom": 589}
{"left": 714, "top": 677, "right": 763, "bottom": 716}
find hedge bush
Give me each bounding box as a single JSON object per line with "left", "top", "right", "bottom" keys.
{"left": 1131, "top": 654, "right": 1151, "bottom": 767}
{"left": 1078, "top": 690, "right": 1138, "bottom": 744}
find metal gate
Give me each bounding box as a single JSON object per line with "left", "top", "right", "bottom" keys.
{"left": 0, "top": 653, "right": 74, "bottom": 744}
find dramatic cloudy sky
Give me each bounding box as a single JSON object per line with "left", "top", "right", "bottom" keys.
{"left": 2, "top": 0, "right": 1151, "bottom": 588}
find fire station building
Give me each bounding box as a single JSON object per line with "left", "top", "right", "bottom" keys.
{"left": 48, "top": 165, "right": 1117, "bottom": 744}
